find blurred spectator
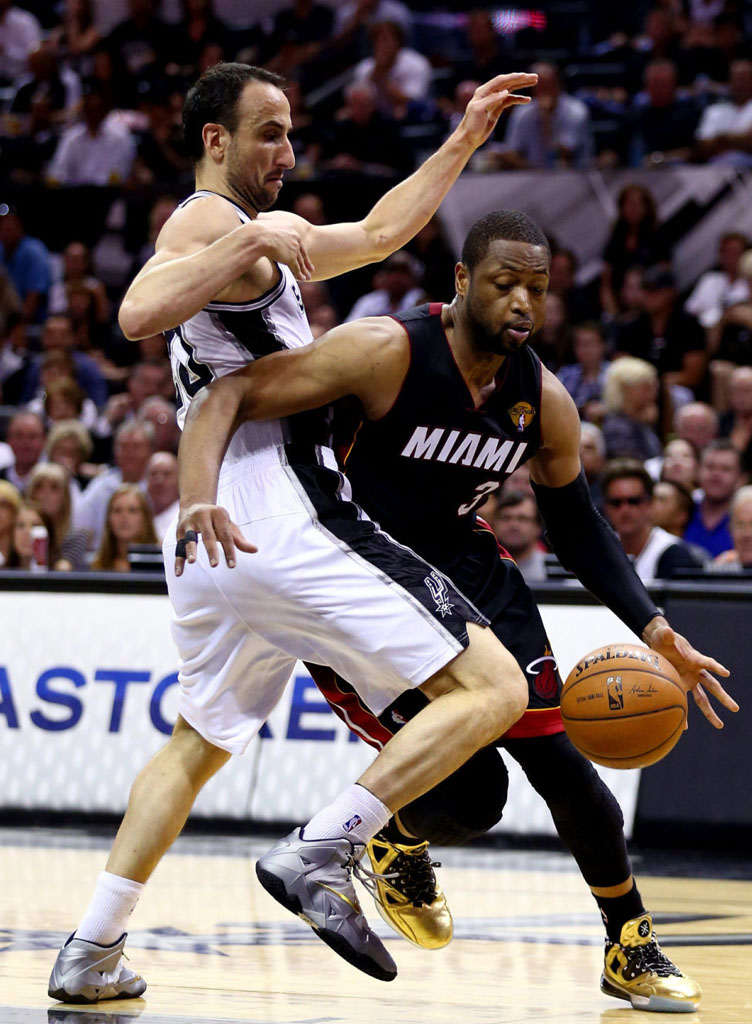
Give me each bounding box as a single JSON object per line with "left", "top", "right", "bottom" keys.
{"left": 684, "top": 438, "right": 742, "bottom": 557}
{"left": 660, "top": 437, "right": 700, "bottom": 493}
{"left": 145, "top": 450, "right": 179, "bottom": 541}
{"left": 90, "top": 482, "right": 157, "bottom": 572}
{"left": 75, "top": 419, "right": 154, "bottom": 549}
{"left": 685, "top": 232, "right": 749, "bottom": 329}
{"left": 49, "top": 241, "right": 109, "bottom": 324}
{"left": 602, "top": 458, "right": 702, "bottom": 580}
{"left": 5, "top": 498, "right": 56, "bottom": 569}
{"left": 293, "top": 193, "right": 326, "bottom": 225}
{"left": 0, "top": 410, "right": 45, "bottom": 490}
{"left": 627, "top": 59, "right": 700, "bottom": 166}
{"left": 557, "top": 321, "right": 609, "bottom": 420}
{"left": 322, "top": 81, "right": 412, "bottom": 176}
{"left": 0, "top": 0, "right": 42, "bottom": 83}
{"left": 614, "top": 267, "right": 706, "bottom": 394}
{"left": 284, "top": 77, "right": 320, "bottom": 173}
{"left": 599, "top": 184, "right": 671, "bottom": 318}
{"left": 628, "top": 7, "right": 684, "bottom": 90}
{"left": 548, "top": 248, "right": 600, "bottom": 325}
{"left": 713, "top": 485, "right": 752, "bottom": 570}
{"left": 130, "top": 91, "right": 191, "bottom": 187}
{"left": 602, "top": 356, "right": 662, "bottom": 460}
{"left": 169, "top": 0, "right": 229, "bottom": 77}
{"left": 707, "top": 247, "right": 752, "bottom": 408}
{"left": 353, "top": 20, "right": 432, "bottom": 121}
{"left": 579, "top": 421, "right": 607, "bottom": 510}
{"left": 25, "top": 351, "right": 98, "bottom": 432}
{"left": 0, "top": 264, "right": 21, "bottom": 340}
{"left": 499, "top": 62, "right": 593, "bottom": 170}
{"left": 0, "top": 480, "right": 21, "bottom": 566}
{"left": 136, "top": 195, "right": 179, "bottom": 270}
{"left": 265, "top": 0, "right": 334, "bottom": 80}
{"left": 54, "top": 0, "right": 102, "bottom": 61}
{"left": 334, "top": 1, "right": 412, "bottom": 65}
{"left": 47, "top": 83, "right": 136, "bottom": 186}
{"left": 490, "top": 490, "right": 546, "bottom": 583}
{"left": 0, "top": 204, "right": 51, "bottom": 324}
{"left": 720, "top": 365, "right": 752, "bottom": 470}
{"left": 23, "top": 314, "right": 108, "bottom": 407}
{"left": 652, "top": 478, "right": 695, "bottom": 535}
{"left": 7, "top": 40, "right": 81, "bottom": 133}
{"left": 138, "top": 396, "right": 180, "bottom": 455}
{"left": 674, "top": 400, "right": 719, "bottom": 451}
{"left": 406, "top": 216, "right": 456, "bottom": 303}
{"left": 26, "top": 462, "right": 88, "bottom": 570}
{"left": 45, "top": 418, "right": 97, "bottom": 502}
{"left": 442, "top": 10, "right": 511, "bottom": 102}
{"left": 42, "top": 377, "right": 87, "bottom": 423}
{"left": 531, "top": 292, "right": 571, "bottom": 371}
{"left": 695, "top": 59, "right": 752, "bottom": 167}
{"left": 100, "top": 360, "right": 173, "bottom": 437}
{"left": 345, "top": 251, "right": 424, "bottom": 320}
{"left": 103, "top": 0, "right": 172, "bottom": 88}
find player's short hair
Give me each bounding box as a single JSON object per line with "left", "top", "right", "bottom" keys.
{"left": 183, "top": 62, "right": 285, "bottom": 162}
{"left": 461, "top": 210, "right": 550, "bottom": 271}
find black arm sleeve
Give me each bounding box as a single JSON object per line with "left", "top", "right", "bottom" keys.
{"left": 531, "top": 469, "right": 662, "bottom": 639}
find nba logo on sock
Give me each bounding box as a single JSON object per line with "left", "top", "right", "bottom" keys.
{"left": 343, "top": 815, "right": 362, "bottom": 833}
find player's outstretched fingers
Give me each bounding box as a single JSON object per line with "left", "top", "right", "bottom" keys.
{"left": 475, "top": 72, "right": 538, "bottom": 98}
{"left": 699, "top": 669, "right": 739, "bottom": 712}
{"left": 691, "top": 683, "right": 724, "bottom": 730}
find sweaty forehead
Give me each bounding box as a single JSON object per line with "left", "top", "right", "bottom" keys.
{"left": 481, "top": 239, "right": 550, "bottom": 275}
{"left": 237, "top": 82, "right": 291, "bottom": 129}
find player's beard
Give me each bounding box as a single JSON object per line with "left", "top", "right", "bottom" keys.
{"left": 465, "top": 290, "right": 521, "bottom": 356}
{"left": 225, "top": 143, "right": 277, "bottom": 213}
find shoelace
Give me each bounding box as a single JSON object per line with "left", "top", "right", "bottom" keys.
{"left": 617, "top": 936, "right": 682, "bottom": 979}
{"left": 361, "top": 847, "right": 441, "bottom": 907}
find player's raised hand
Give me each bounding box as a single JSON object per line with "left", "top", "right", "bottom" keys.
{"left": 457, "top": 72, "right": 538, "bottom": 149}
{"left": 253, "top": 216, "right": 314, "bottom": 281}
{"left": 174, "top": 502, "right": 257, "bottom": 577}
{"left": 643, "top": 618, "right": 738, "bottom": 729}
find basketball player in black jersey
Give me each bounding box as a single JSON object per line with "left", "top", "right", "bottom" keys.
{"left": 177, "top": 210, "right": 737, "bottom": 1013}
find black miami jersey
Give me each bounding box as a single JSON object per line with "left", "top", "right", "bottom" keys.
{"left": 342, "top": 302, "right": 544, "bottom": 569}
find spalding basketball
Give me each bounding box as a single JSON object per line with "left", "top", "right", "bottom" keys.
{"left": 561, "top": 643, "right": 688, "bottom": 769}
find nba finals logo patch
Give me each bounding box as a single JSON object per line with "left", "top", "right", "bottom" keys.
{"left": 343, "top": 815, "right": 362, "bottom": 833}
{"left": 508, "top": 402, "right": 535, "bottom": 433}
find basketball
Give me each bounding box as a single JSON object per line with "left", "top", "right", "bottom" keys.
{"left": 561, "top": 643, "right": 688, "bottom": 770}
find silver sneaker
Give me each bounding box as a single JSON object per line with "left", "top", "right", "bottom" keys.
{"left": 48, "top": 932, "right": 146, "bottom": 1004}
{"left": 255, "top": 827, "right": 397, "bottom": 981}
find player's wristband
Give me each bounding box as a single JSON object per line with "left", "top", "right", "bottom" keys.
{"left": 531, "top": 470, "right": 662, "bottom": 640}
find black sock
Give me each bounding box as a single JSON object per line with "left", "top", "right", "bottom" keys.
{"left": 378, "top": 815, "right": 420, "bottom": 845}
{"left": 594, "top": 883, "right": 646, "bottom": 943}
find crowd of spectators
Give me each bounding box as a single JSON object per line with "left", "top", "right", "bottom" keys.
{"left": 1, "top": 0, "right": 752, "bottom": 575}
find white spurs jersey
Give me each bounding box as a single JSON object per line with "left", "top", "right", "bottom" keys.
{"left": 168, "top": 190, "right": 315, "bottom": 479}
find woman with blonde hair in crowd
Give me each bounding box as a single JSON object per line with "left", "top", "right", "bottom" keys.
{"left": 91, "top": 483, "right": 157, "bottom": 572}
{"left": 6, "top": 500, "right": 57, "bottom": 570}
{"left": 26, "top": 463, "right": 88, "bottom": 571}
{"left": 0, "top": 480, "right": 22, "bottom": 567}
{"left": 602, "top": 356, "right": 663, "bottom": 461}
{"left": 45, "top": 419, "right": 97, "bottom": 499}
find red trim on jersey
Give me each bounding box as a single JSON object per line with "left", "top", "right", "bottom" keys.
{"left": 503, "top": 706, "right": 565, "bottom": 739}
{"left": 308, "top": 664, "right": 392, "bottom": 750}
{"left": 428, "top": 302, "right": 444, "bottom": 316}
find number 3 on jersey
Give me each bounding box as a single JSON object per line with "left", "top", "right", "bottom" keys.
{"left": 458, "top": 480, "right": 498, "bottom": 516}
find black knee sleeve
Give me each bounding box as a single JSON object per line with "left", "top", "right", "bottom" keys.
{"left": 398, "top": 745, "right": 509, "bottom": 846}
{"left": 504, "top": 731, "right": 631, "bottom": 888}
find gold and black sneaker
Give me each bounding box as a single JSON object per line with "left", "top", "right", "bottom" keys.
{"left": 362, "top": 833, "right": 452, "bottom": 950}
{"left": 601, "top": 913, "right": 701, "bottom": 1013}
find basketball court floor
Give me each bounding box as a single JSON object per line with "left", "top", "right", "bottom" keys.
{"left": 1, "top": 827, "right": 750, "bottom": 1024}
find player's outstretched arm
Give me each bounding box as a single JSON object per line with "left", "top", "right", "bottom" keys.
{"left": 528, "top": 369, "right": 737, "bottom": 728}
{"left": 119, "top": 198, "right": 313, "bottom": 339}
{"left": 281, "top": 73, "right": 537, "bottom": 280}
{"left": 175, "top": 318, "right": 407, "bottom": 573}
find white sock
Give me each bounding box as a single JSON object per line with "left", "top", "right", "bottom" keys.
{"left": 302, "top": 784, "right": 391, "bottom": 846}
{"left": 75, "top": 871, "right": 145, "bottom": 946}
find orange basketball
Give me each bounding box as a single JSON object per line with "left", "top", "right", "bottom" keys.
{"left": 561, "top": 643, "right": 688, "bottom": 769}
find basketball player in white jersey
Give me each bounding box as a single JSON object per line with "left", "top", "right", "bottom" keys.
{"left": 49, "top": 62, "right": 539, "bottom": 1000}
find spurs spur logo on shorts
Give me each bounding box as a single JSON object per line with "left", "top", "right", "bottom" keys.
{"left": 424, "top": 570, "right": 455, "bottom": 618}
